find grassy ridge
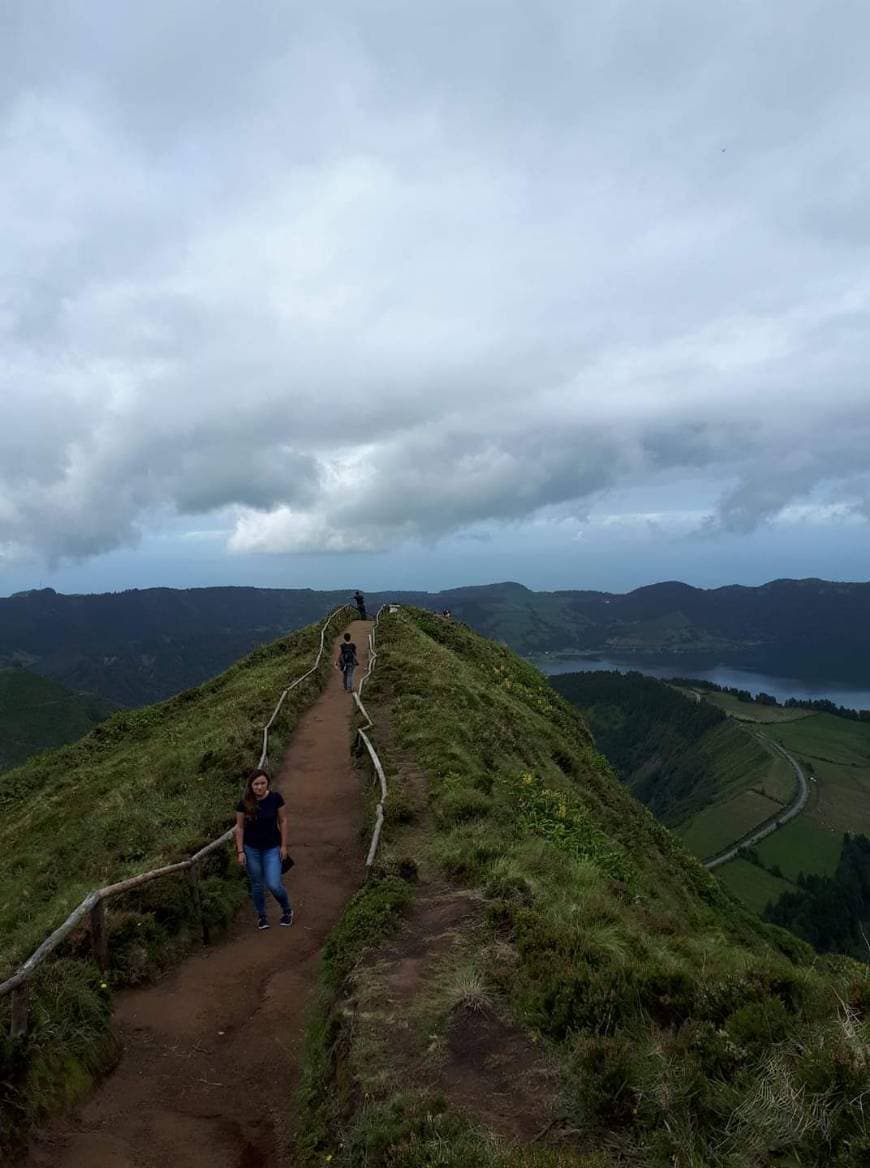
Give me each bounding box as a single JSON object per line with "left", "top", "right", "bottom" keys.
{"left": 0, "top": 617, "right": 337, "bottom": 975}
{"left": 0, "top": 614, "right": 343, "bottom": 1155}
{"left": 0, "top": 668, "right": 115, "bottom": 771}
{"left": 296, "top": 610, "right": 870, "bottom": 1168}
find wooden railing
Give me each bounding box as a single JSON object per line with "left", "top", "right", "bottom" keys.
{"left": 354, "top": 605, "right": 393, "bottom": 868}
{"left": 0, "top": 604, "right": 354, "bottom": 1038}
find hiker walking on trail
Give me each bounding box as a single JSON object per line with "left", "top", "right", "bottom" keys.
{"left": 336, "top": 631, "right": 359, "bottom": 692}
{"left": 235, "top": 769, "right": 294, "bottom": 931}
{"left": 353, "top": 589, "right": 367, "bottom": 620}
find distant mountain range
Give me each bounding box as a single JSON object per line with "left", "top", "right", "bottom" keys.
{"left": 0, "top": 586, "right": 346, "bottom": 706}
{"left": 2, "top": 576, "right": 869, "bottom": 709}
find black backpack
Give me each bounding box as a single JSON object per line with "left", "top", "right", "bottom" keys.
{"left": 340, "top": 642, "right": 356, "bottom": 667}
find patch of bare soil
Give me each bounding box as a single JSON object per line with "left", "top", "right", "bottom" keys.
{"left": 381, "top": 892, "right": 480, "bottom": 1001}
{"left": 22, "top": 622, "right": 370, "bottom": 1168}
{"left": 360, "top": 889, "right": 559, "bottom": 1145}
{"left": 444, "top": 1002, "right": 558, "bottom": 1142}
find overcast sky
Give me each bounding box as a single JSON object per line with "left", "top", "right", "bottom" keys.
{"left": 2, "top": 1, "right": 869, "bottom": 597}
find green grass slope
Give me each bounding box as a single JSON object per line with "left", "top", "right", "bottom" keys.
{"left": 0, "top": 667, "right": 115, "bottom": 771}
{"left": 297, "top": 610, "right": 869, "bottom": 1168}
{"left": 0, "top": 614, "right": 344, "bottom": 1155}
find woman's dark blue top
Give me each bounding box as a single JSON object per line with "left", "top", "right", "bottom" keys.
{"left": 236, "top": 791, "right": 284, "bottom": 849}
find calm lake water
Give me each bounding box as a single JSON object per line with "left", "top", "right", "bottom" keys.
{"left": 535, "top": 656, "right": 870, "bottom": 712}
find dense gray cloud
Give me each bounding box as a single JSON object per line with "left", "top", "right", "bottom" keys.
{"left": 2, "top": 1, "right": 870, "bottom": 569}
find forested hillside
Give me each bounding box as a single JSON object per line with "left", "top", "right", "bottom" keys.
{"left": 4, "top": 576, "right": 870, "bottom": 710}
{"left": 551, "top": 670, "right": 726, "bottom": 823}
{"left": 0, "top": 668, "right": 115, "bottom": 770}
{"left": 440, "top": 577, "right": 870, "bottom": 681}
{"left": 0, "top": 586, "right": 353, "bottom": 705}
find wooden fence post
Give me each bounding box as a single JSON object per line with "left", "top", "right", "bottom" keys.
{"left": 10, "top": 982, "right": 29, "bottom": 1039}
{"left": 187, "top": 863, "right": 209, "bottom": 944}
{"left": 90, "top": 899, "right": 109, "bottom": 971}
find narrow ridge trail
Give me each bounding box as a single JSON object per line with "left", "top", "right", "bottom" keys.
{"left": 25, "top": 621, "right": 370, "bottom": 1168}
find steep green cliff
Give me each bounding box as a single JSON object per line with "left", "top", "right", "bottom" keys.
{"left": 298, "top": 609, "right": 869, "bottom": 1168}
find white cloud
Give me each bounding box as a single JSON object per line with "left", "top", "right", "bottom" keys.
{"left": 229, "top": 508, "right": 386, "bottom": 555}
{"left": 2, "top": 1, "right": 870, "bottom": 569}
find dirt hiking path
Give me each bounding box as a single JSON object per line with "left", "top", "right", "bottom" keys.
{"left": 25, "top": 622, "right": 370, "bottom": 1168}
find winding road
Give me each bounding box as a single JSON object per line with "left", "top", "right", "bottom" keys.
{"left": 704, "top": 732, "right": 810, "bottom": 869}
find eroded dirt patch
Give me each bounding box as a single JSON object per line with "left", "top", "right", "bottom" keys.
{"left": 444, "top": 1002, "right": 558, "bottom": 1141}
{"left": 353, "top": 888, "right": 559, "bottom": 1144}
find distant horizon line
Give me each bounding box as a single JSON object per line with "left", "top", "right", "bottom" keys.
{"left": 4, "top": 574, "right": 870, "bottom": 602}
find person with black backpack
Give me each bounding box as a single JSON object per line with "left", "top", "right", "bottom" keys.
{"left": 352, "top": 590, "right": 367, "bottom": 620}
{"left": 336, "top": 632, "right": 359, "bottom": 692}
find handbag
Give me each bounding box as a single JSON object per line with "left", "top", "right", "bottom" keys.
{"left": 281, "top": 854, "right": 295, "bottom": 873}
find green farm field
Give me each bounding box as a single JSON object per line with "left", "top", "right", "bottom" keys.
{"left": 715, "top": 857, "right": 795, "bottom": 914}
{"left": 766, "top": 710, "right": 870, "bottom": 767}
{"left": 675, "top": 721, "right": 795, "bottom": 859}
{"left": 680, "top": 786, "right": 786, "bottom": 859}
{"left": 714, "top": 709, "right": 870, "bottom": 905}
{"left": 764, "top": 713, "right": 870, "bottom": 846}
{"left": 703, "top": 691, "right": 815, "bottom": 723}
{"left": 753, "top": 816, "right": 842, "bottom": 881}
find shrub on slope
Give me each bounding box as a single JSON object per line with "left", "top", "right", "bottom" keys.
{"left": 299, "top": 610, "right": 869, "bottom": 1168}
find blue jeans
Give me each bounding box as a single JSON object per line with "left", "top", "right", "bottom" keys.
{"left": 244, "top": 845, "right": 290, "bottom": 915}
{"left": 343, "top": 664, "right": 356, "bottom": 691}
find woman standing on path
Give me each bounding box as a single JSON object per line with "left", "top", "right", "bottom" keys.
{"left": 235, "top": 768, "right": 294, "bottom": 930}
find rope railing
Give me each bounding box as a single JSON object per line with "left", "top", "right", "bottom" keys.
{"left": 353, "top": 604, "right": 394, "bottom": 868}
{"left": 0, "top": 604, "right": 353, "bottom": 1038}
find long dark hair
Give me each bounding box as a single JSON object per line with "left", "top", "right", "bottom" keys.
{"left": 242, "top": 768, "right": 270, "bottom": 818}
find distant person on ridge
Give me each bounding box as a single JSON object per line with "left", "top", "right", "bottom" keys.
{"left": 353, "top": 590, "right": 367, "bottom": 620}
{"left": 336, "top": 631, "right": 359, "bottom": 692}
{"left": 235, "top": 768, "right": 293, "bottom": 931}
